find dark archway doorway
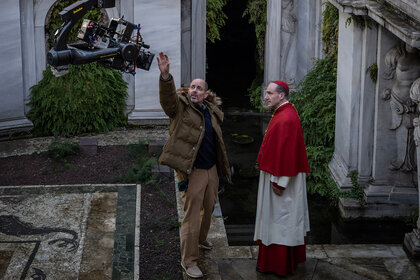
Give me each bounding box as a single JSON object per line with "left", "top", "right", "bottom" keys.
{"left": 206, "top": 1, "right": 257, "bottom": 110}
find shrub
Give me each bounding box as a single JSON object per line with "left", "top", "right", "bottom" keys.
{"left": 117, "top": 141, "right": 158, "bottom": 184}
{"left": 48, "top": 138, "right": 80, "bottom": 162}
{"left": 27, "top": 63, "right": 128, "bottom": 137}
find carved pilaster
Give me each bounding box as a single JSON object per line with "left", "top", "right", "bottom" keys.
{"left": 404, "top": 77, "right": 420, "bottom": 258}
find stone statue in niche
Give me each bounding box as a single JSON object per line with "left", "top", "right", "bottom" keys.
{"left": 410, "top": 78, "right": 420, "bottom": 146}
{"left": 281, "top": 0, "right": 297, "bottom": 86}
{"left": 382, "top": 43, "right": 420, "bottom": 172}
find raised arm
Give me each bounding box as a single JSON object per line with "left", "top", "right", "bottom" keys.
{"left": 157, "top": 52, "right": 178, "bottom": 118}
{"left": 157, "top": 52, "right": 170, "bottom": 80}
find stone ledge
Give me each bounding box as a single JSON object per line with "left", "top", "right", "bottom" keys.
{"left": 339, "top": 197, "right": 418, "bottom": 218}
{"left": 328, "top": 0, "right": 420, "bottom": 47}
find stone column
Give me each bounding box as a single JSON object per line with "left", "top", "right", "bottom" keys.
{"left": 404, "top": 77, "right": 420, "bottom": 258}
{"left": 0, "top": 0, "right": 32, "bottom": 133}
{"left": 328, "top": 11, "right": 364, "bottom": 189}
{"left": 295, "top": 0, "right": 323, "bottom": 83}
{"left": 181, "top": 0, "right": 192, "bottom": 87}
{"left": 181, "top": 0, "right": 206, "bottom": 86}
{"left": 263, "top": 0, "right": 323, "bottom": 90}
{"left": 263, "top": 0, "right": 282, "bottom": 86}
{"left": 20, "top": 0, "right": 36, "bottom": 114}
{"left": 357, "top": 20, "right": 378, "bottom": 186}
{"left": 34, "top": 0, "right": 56, "bottom": 82}
{"left": 191, "top": 0, "right": 206, "bottom": 80}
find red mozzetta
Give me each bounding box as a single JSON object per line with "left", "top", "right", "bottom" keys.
{"left": 257, "top": 103, "right": 310, "bottom": 176}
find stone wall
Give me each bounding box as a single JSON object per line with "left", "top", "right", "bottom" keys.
{"left": 328, "top": 0, "right": 420, "bottom": 219}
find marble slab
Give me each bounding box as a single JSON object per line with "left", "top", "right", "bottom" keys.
{"left": 0, "top": 184, "right": 137, "bottom": 280}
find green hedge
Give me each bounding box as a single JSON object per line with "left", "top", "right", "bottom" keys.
{"left": 27, "top": 63, "right": 128, "bottom": 137}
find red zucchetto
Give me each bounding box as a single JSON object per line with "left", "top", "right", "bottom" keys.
{"left": 272, "top": 80, "right": 289, "bottom": 93}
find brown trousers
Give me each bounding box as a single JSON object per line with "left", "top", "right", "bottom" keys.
{"left": 181, "top": 165, "right": 219, "bottom": 267}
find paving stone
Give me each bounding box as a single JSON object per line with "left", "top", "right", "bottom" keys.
{"left": 79, "top": 138, "right": 98, "bottom": 156}
{"left": 218, "top": 259, "right": 277, "bottom": 280}
{"left": 312, "top": 260, "right": 370, "bottom": 280}
{"left": 151, "top": 164, "right": 171, "bottom": 175}
{"left": 148, "top": 139, "right": 166, "bottom": 156}
{"left": 384, "top": 258, "right": 420, "bottom": 280}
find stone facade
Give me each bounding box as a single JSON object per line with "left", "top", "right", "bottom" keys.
{"left": 328, "top": 0, "right": 420, "bottom": 215}
{"left": 0, "top": 0, "right": 206, "bottom": 133}
{"left": 325, "top": 0, "right": 420, "bottom": 257}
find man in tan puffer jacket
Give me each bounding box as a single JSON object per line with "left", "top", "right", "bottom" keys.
{"left": 157, "top": 52, "right": 231, "bottom": 278}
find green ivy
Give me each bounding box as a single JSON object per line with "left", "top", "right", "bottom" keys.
{"left": 367, "top": 63, "right": 378, "bottom": 84}
{"left": 206, "top": 0, "right": 228, "bottom": 43}
{"left": 290, "top": 56, "right": 338, "bottom": 200}
{"left": 27, "top": 63, "right": 128, "bottom": 137}
{"left": 345, "top": 171, "right": 365, "bottom": 205}
{"left": 321, "top": 2, "right": 339, "bottom": 59}
{"left": 286, "top": 2, "right": 340, "bottom": 200}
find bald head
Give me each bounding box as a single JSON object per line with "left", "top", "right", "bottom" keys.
{"left": 188, "top": 79, "right": 208, "bottom": 106}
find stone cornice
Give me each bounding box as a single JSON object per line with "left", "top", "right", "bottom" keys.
{"left": 328, "top": 0, "right": 420, "bottom": 47}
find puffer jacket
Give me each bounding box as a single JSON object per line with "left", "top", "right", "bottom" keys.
{"left": 158, "top": 75, "right": 231, "bottom": 180}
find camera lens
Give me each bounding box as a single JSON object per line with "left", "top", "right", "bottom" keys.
{"left": 136, "top": 51, "right": 154, "bottom": 71}
{"left": 47, "top": 49, "right": 72, "bottom": 67}
{"left": 121, "top": 43, "right": 139, "bottom": 61}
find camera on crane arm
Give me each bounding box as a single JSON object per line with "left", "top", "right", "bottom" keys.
{"left": 47, "top": 0, "right": 154, "bottom": 76}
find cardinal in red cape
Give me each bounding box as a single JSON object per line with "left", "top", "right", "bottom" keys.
{"left": 254, "top": 80, "right": 310, "bottom": 277}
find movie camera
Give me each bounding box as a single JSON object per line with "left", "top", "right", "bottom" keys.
{"left": 47, "top": 0, "right": 154, "bottom": 75}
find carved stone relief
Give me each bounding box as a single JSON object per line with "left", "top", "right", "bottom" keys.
{"left": 410, "top": 77, "right": 420, "bottom": 146}
{"left": 281, "top": 0, "right": 297, "bottom": 86}
{"left": 382, "top": 43, "right": 420, "bottom": 172}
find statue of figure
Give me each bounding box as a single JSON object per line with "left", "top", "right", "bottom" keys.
{"left": 281, "top": 0, "right": 297, "bottom": 86}
{"left": 383, "top": 43, "right": 420, "bottom": 172}
{"left": 410, "top": 78, "right": 420, "bottom": 146}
